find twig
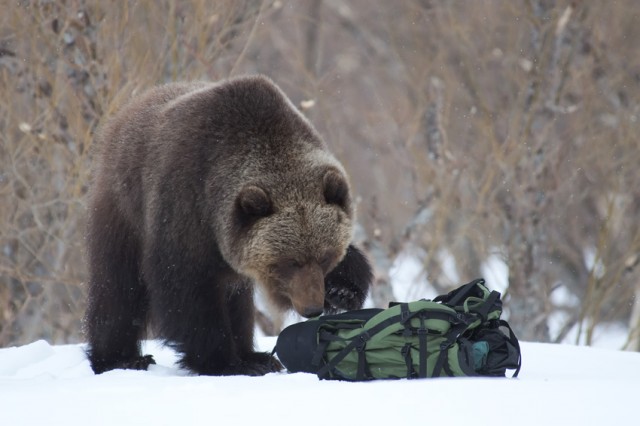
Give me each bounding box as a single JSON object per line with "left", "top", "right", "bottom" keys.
{"left": 228, "top": 0, "right": 268, "bottom": 77}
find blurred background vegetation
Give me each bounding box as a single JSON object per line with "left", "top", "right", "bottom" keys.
{"left": 1, "top": 0, "right": 639, "bottom": 350}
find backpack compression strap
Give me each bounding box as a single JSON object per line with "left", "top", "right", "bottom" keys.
{"left": 315, "top": 306, "right": 463, "bottom": 380}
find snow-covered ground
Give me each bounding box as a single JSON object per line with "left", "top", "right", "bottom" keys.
{"left": 1, "top": 336, "right": 639, "bottom": 425}
{"left": 2, "top": 251, "right": 637, "bottom": 425}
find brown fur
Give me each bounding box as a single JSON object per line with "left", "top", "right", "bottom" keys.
{"left": 84, "top": 75, "right": 372, "bottom": 376}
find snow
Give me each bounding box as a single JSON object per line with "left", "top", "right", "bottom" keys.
{"left": 389, "top": 248, "right": 511, "bottom": 304}
{"left": 1, "top": 337, "right": 639, "bottom": 425}
{"left": 1, "top": 250, "right": 636, "bottom": 424}
{"left": 389, "top": 248, "right": 437, "bottom": 301}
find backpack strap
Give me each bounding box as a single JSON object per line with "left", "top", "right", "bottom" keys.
{"left": 431, "top": 321, "right": 471, "bottom": 377}
{"left": 315, "top": 306, "right": 462, "bottom": 380}
{"left": 433, "top": 278, "right": 486, "bottom": 306}
{"left": 418, "top": 315, "right": 428, "bottom": 378}
{"left": 355, "top": 341, "right": 372, "bottom": 380}
{"left": 315, "top": 315, "right": 400, "bottom": 379}
{"left": 401, "top": 344, "right": 417, "bottom": 379}
{"left": 499, "top": 320, "right": 522, "bottom": 378}
{"left": 468, "top": 290, "right": 501, "bottom": 322}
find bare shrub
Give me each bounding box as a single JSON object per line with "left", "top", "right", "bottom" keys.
{"left": 1, "top": 0, "right": 638, "bottom": 348}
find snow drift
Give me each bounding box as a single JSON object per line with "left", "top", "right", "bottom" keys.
{"left": 1, "top": 337, "right": 638, "bottom": 425}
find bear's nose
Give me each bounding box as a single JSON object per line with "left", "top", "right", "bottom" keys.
{"left": 300, "top": 306, "right": 323, "bottom": 318}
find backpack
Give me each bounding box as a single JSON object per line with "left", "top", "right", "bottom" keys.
{"left": 274, "top": 278, "right": 521, "bottom": 381}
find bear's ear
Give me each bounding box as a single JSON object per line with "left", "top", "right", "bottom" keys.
{"left": 237, "top": 185, "right": 274, "bottom": 219}
{"left": 323, "top": 169, "right": 350, "bottom": 209}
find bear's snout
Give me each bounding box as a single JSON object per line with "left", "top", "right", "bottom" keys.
{"left": 288, "top": 263, "right": 325, "bottom": 318}
{"left": 300, "top": 306, "right": 324, "bottom": 319}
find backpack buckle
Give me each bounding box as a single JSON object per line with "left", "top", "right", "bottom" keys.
{"left": 355, "top": 331, "right": 371, "bottom": 351}
{"left": 400, "top": 303, "right": 411, "bottom": 323}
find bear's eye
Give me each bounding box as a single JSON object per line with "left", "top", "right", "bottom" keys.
{"left": 271, "top": 259, "right": 303, "bottom": 279}
{"left": 286, "top": 259, "right": 303, "bottom": 269}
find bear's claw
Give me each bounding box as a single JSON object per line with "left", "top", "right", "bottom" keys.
{"left": 325, "top": 286, "right": 361, "bottom": 311}
{"left": 221, "top": 352, "right": 283, "bottom": 376}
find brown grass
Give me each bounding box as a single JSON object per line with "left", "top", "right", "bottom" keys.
{"left": 1, "top": 0, "right": 639, "bottom": 348}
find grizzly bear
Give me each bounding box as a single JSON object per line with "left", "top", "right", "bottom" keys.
{"left": 84, "top": 75, "right": 372, "bottom": 376}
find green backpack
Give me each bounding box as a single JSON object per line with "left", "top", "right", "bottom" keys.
{"left": 275, "top": 278, "right": 521, "bottom": 380}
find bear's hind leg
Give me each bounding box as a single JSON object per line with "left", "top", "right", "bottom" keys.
{"left": 85, "top": 195, "right": 154, "bottom": 374}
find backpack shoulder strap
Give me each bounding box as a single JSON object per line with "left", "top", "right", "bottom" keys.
{"left": 499, "top": 320, "right": 522, "bottom": 378}
{"left": 433, "top": 278, "right": 486, "bottom": 306}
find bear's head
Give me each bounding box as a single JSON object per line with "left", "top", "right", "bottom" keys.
{"left": 229, "top": 160, "right": 354, "bottom": 318}
{"left": 197, "top": 75, "right": 358, "bottom": 318}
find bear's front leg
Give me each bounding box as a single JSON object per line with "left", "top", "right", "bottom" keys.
{"left": 144, "top": 242, "right": 251, "bottom": 376}
{"left": 324, "top": 245, "right": 373, "bottom": 313}
{"left": 154, "top": 281, "right": 238, "bottom": 374}
{"left": 224, "top": 283, "right": 283, "bottom": 375}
